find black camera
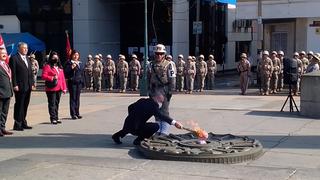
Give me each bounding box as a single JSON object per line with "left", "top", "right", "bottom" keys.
{"left": 283, "top": 57, "right": 298, "bottom": 85}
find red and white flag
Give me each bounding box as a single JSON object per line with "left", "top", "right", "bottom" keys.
{"left": 0, "top": 34, "right": 9, "bottom": 64}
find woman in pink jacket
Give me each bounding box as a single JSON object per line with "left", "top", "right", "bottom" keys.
{"left": 42, "top": 51, "right": 67, "bottom": 124}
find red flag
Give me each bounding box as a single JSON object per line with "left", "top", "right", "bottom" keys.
{"left": 0, "top": 34, "right": 9, "bottom": 64}
{"left": 65, "top": 30, "right": 72, "bottom": 60}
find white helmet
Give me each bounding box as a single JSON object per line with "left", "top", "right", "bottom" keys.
{"left": 209, "top": 54, "right": 214, "bottom": 59}
{"left": 154, "top": 44, "right": 166, "bottom": 53}
{"left": 166, "top": 55, "right": 172, "bottom": 59}
{"left": 87, "top": 54, "right": 93, "bottom": 59}
{"left": 271, "top": 51, "right": 277, "bottom": 55}
{"left": 262, "top": 50, "right": 269, "bottom": 56}
{"left": 240, "top": 53, "right": 247, "bottom": 58}
{"left": 307, "top": 51, "right": 314, "bottom": 55}
{"left": 187, "top": 56, "right": 193, "bottom": 60}
{"left": 278, "top": 51, "right": 284, "bottom": 56}
{"left": 106, "top": 54, "right": 112, "bottom": 59}
{"left": 300, "top": 51, "right": 306, "bottom": 55}
{"left": 98, "top": 54, "right": 103, "bottom": 58}
{"left": 178, "top": 54, "right": 184, "bottom": 59}
{"left": 132, "top": 54, "right": 137, "bottom": 59}
{"left": 119, "top": 54, "right": 125, "bottom": 60}
{"left": 293, "top": 52, "right": 299, "bottom": 56}
{"left": 94, "top": 55, "right": 100, "bottom": 59}
{"left": 199, "top": 54, "right": 205, "bottom": 59}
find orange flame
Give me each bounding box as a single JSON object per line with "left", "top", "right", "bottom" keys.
{"left": 186, "top": 120, "right": 208, "bottom": 140}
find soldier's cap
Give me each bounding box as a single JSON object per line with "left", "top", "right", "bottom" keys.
{"left": 209, "top": 54, "right": 214, "bottom": 59}
{"left": 199, "top": 54, "right": 204, "bottom": 59}
{"left": 278, "top": 51, "right": 284, "bottom": 56}
{"left": 29, "top": 54, "right": 35, "bottom": 59}
{"left": 187, "top": 56, "right": 193, "bottom": 60}
{"left": 94, "top": 55, "right": 100, "bottom": 59}
{"left": 132, "top": 54, "right": 137, "bottom": 59}
{"left": 166, "top": 55, "right": 172, "bottom": 59}
{"left": 299, "top": 51, "right": 306, "bottom": 55}
{"left": 98, "top": 54, "right": 103, "bottom": 58}
{"left": 192, "top": 56, "right": 196, "bottom": 60}
{"left": 154, "top": 44, "right": 166, "bottom": 54}
{"left": 307, "top": 51, "right": 314, "bottom": 55}
{"left": 312, "top": 53, "right": 320, "bottom": 62}
{"left": 262, "top": 50, "right": 269, "bottom": 56}
{"left": 271, "top": 51, "right": 277, "bottom": 55}
{"left": 106, "top": 54, "right": 112, "bottom": 59}
{"left": 119, "top": 54, "right": 125, "bottom": 59}
{"left": 178, "top": 54, "right": 184, "bottom": 58}
{"left": 293, "top": 52, "right": 299, "bottom": 56}
{"left": 240, "top": 53, "right": 247, "bottom": 58}
{"left": 87, "top": 54, "right": 93, "bottom": 58}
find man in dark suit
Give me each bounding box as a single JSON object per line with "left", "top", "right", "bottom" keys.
{"left": 0, "top": 48, "right": 13, "bottom": 136}
{"left": 112, "top": 90, "right": 183, "bottom": 145}
{"left": 9, "top": 42, "right": 34, "bottom": 131}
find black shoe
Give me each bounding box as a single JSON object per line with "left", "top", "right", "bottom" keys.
{"left": 13, "top": 127, "right": 24, "bottom": 131}
{"left": 76, "top": 115, "right": 82, "bottom": 119}
{"left": 23, "top": 125, "right": 32, "bottom": 129}
{"left": 112, "top": 134, "right": 122, "bottom": 144}
{"left": 133, "top": 138, "right": 142, "bottom": 146}
{"left": 56, "top": 119, "right": 62, "bottom": 124}
{"left": 51, "top": 120, "right": 58, "bottom": 124}
{"left": 71, "top": 116, "right": 77, "bottom": 120}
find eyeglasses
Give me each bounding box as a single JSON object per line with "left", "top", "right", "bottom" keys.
{"left": 155, "top": 53, "right": 165, "bottom": 56}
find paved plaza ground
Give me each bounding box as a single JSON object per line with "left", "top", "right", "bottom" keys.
{"left": 0, "top": 82, "right": 320, "bottom": 179}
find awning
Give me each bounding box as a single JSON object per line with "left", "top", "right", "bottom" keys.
{"left": 204, "top": 0, "right": 237, "bottom": 5}
{"left": 216, "top": 0, "right": 236, "bottom": 5}
{"left": 1, "top": 32, "right": 46, "bottom": 55}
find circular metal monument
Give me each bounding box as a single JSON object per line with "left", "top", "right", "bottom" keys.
{"left": 138, "top": 132, "right": 263, "bottom": 164}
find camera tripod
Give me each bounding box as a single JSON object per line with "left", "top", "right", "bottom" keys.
{"left": 280, "top": 84, "right": 299, "bottom": 112}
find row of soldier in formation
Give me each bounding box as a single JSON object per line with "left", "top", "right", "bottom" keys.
{"left": 83, "top": 53, "right": 217, "bottom": 93}
{"left": 238, "top": 50, "right": 320, "bottom": 96}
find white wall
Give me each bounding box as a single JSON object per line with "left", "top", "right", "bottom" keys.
{"left": 237, "top": 0, "right": 320, "bottom": 20}
{"left": 0, "top": 15, "right": 20, "bottom": 33}
{"left": 73, "top": 0, "right": 120, "bottom": 59}
{"left": 307, "top": 17, "right": 320, "bottom": 53}
{"left": 172, "top": 0, "right": 189, "bottom": 61}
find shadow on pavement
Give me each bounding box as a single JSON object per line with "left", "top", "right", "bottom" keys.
{"left": 246, "top": 111, "right": 314, "bottom": 119}
{"left": 1, "top": 133, "right": 320, "bottom": 150}
{"left": 0, "top": 133, "right": 136, "bottom": 149}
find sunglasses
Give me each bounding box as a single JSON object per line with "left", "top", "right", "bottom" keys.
{"left": 155, "top": 53, "right": 165, "bottom": 56}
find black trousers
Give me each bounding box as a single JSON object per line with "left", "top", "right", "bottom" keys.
{"left": 68, "top": 82, "right": 81, "bottom": 117}
{"left": 46, "top": 91, "right": 62, "bottom": 121}
{"left": 114, "top": 121, "right": 159, "bottom": 141}
{"left": 0, "top": 98, "right": 10, "bottom": 130}
{"left": 13, "top": 90, "right": 31, "bottom": 128}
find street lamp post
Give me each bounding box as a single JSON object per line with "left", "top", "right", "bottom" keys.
{"left": 140, "top": 0, "right": 149, "bottom": 96}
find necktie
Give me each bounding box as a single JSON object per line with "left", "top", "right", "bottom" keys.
{"left": 22, "top": 56, "right": 28, "bottom": 68}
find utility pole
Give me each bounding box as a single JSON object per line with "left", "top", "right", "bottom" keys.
{"left": 257, "top": 0, "right": 263, "bottom": 50}
{"left": 195, "top": 0, "right": 200, "bottom": 56}
{"left": 140, "top": 0, "right": 148, "bottom": 96}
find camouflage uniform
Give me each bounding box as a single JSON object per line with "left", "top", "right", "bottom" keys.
{"left": 176, "top": 55, "right": 185, "bottom": 92}
{"left": 84, "top": 55, "right": 94, "bottom": 89}
{"left": 195, "top": 55, "right": 207, "bottom": 92}
{"left": 237, "top": 53, "right": 250, "bottom": 95}
{"left": 184, "top": 56, "right": 196, "bottom": 94}
{"left": 277, "top": 51, "right": 284, "bottom": 92}
{"left": 299, "top": 51, "right": 309, "bottom": 74}
{"left": 257, "top": 51, "right": 273, "bottom": 95}
{"left": 117, "top": 55, "right": 129, "bottom": 93}
{"left": 92, "top": 56, "right": 104, "bottom": 92}
{"left": 29, "top": 54, "right": 39, "bottom": 89}
{"left": 270, "top": 52, "right": 281, "bottom": 93}
{"left": 166, "top": 55, "right": 176, "bottom": 92}
{"left": 148, "top": 44, "right": 175, "bottom": 135}
{"left": 293, "top": 53, "right": 303, "bottom": 95}
{"left": 129, "top": 55, "right": 141, "bottom": 91}
{"left": 103, "top": 55, "right": 116, "bottom": 91}
{"left": 206, "top": 55, "right": 217, "bottom": 90}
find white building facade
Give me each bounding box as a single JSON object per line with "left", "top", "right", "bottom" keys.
{"left": 227, "top": 0, "right": 320, "bottom": 69}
